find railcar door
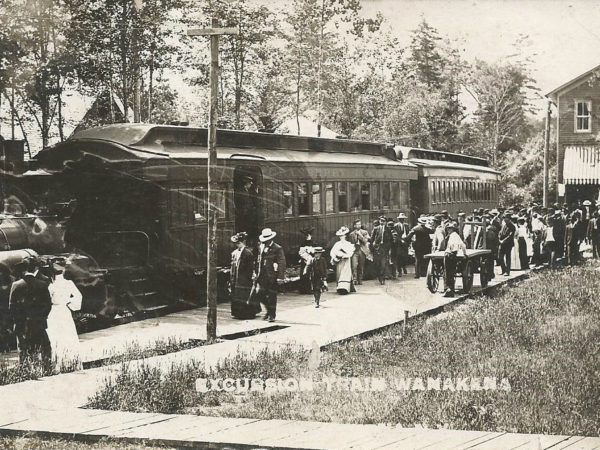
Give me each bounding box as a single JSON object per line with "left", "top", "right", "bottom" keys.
{"left": 233, "top": 166, "right": 264, "bottom": 245}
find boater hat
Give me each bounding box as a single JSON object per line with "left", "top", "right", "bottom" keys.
{"left": 397, "top": 212, "right": 408, "bottom": 219}
{"left": 336, "top": 226, "right": 350, "bottom": 236}
{"left": 312, "top": 247, "right": 325, "bottom": 253}
{"left": 583, "top": 200, "right": 592, "bottom": 206}
{"left": 259, "top": 228, "right": 277, "bottom": 242}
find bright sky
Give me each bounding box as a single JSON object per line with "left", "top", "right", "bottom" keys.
{"left": 358, "top": 0, "right": 600, "bottom": 113}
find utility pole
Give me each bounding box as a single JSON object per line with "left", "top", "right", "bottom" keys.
{"left": 543, "top": 100, "right": 551, "bottom": 207}
{"left": 187, "top": 20, "right": 239, "bottom": 341}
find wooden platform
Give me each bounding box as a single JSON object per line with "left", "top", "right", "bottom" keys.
{"left": 0, "top": 407, "right": 598, "bottom": 449}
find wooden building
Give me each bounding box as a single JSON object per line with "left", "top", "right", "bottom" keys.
{"left": 547, "top": 64, "right": 600, "bottom": 205}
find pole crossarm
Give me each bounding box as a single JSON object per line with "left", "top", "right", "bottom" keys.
{"left": 187, "top": 27, "right": 239, "bottom": 36}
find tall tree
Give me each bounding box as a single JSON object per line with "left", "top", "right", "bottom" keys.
{"left": 466, "top": 56, "right": 539, "bottom": 165}
{"left": 64, "top": 0, "right": 187, "bottom": 124}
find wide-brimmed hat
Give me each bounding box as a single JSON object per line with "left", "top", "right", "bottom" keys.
{"left": 336, "top": 226, "right": 350, "bottom": 236}
{"left": 231, "top": 231, "right": 248, "bottom": 243}
{"left": 554, "top": 210, "right": 562, "bottom": 216}
{"left": 386, "top": 220, "right": 395, "bottom": 226}
{"left": 418, "top": 217, "right": 428, "bottom": 224}
{"left": 300, "top": 226, "right": 315, "bottom": 235}
{"left": 490, "top": 209, "right": 499, "bottom": 215}
{"left": 397, "top": 212, "right": 408, "bottom": 219}
{"left": 583, "top": 200, "right": 592, "bottom": 206}
{"left": 441, "top": 210, "right": 449, "bottom": 215}
{"left": 259, "top": 228, "right": 277, "bottom": 242}
{"left": 312, "top": 246, "right": 325, "bottom": 253}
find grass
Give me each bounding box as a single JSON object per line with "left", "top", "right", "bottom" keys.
{"left": 0, "top": 435, "right": 177, "bottom": 449}
{"left": 87, "top": 262, "right": 600, "bottom": 436}
{"left": 0, "top": 337, "right": 209, "bottom": 386}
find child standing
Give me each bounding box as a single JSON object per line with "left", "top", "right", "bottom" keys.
{"left": 308, "top": 247, "right": 328, "bottom": 307}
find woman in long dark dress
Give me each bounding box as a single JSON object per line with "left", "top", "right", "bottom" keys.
{"left": 230, "top": 232, "right": 257, "bottom": 319}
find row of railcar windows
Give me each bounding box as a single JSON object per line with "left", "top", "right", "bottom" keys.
{"left": 430, "top": 179, "right": 497, "bottom": 205}
{"left": 168, "top": 180, "right": 411, "bottom": 226}
{"left": 264, "top": 180, "right": 409, "bottom": 219}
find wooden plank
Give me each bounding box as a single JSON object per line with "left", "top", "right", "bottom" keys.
{"left": 79, "top": 412, "right": 163, "bottom": 434}
{"left": 464, "top": 432, "right": 551, "bottom": 449}
{"left": 344, "top": 428, "right": 423, "bottom": 449}
{"left": 452, "top": 432, "right": 508, "bottom": 449}
{"left": 182, "top": 418, "right": 262, "bottom": 440}
{"left": 376, "top": 429, "right": 493, "bottom": 450}
{"left": 249, "top": 421, "right": 326, "bottom": 446}
{"left": 553, "top": 436, "right": 600, "bottom": 450}
{"left": 113, "top": 415, "right": 228, "bottom": 440}
{"left": 509, "top": 434, "right": 573, "bottom": 449}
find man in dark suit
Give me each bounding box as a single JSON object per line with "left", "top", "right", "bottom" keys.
{"left": 405, "top": 217, "right": 432, "bottom": 279}
{"left": 565, "top": 213, "right": 584, "bottom": 266}
{"left": 553, "top": 210, "right": 566, "bottom": 259}
{"left": 8, "top": 257, "right": 52, "bottom": 365}
{"left": 497, "top": 214, "right": 516, "bottom": 276}
{"left": 255, "top": 228, "right": 286, "bottom": 322}
{"left": 371, "top": 217, "right": 394, "bottom": 284}
{"left": 393, "top": 213, "right": 410, "bottom": 276}
{"left": 587, "top": 210, "right": 600, "bottom": 258}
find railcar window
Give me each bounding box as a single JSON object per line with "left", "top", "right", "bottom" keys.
{"left": 338, "top": 182, "right": 348, "bottom": 212}
{"left": 440, "top": 181, "right": 445, "bottom": 204}
{"left": 312, "top": 183, "right": 322, "bottom": 214}
{"left": 371, "top": 182, "right": 380, "bottom": 209}
{"left": 361, "top": 183, "right": 370, "bottom": 210}
{"left": 445, "top": 181, "right": 451, "bottom": 203}
{"left": 298, "top": 183, "right": 309, "bottom": 215}
{"left": 391, "top": 182, "right": 400, "bottom": 208}
{"left": 264, "top": 182, "right": 273, "bottom": 218}
{"left": 192, "top": 186, "right": 207, "bottom": 222}
{"left": 325, "top": 182, "right": 335, "bottom": 213}
{"left": 283, "top": 183, "right": 293, "bottom": 216}
{"left": 400, "top": 182, "right": 408, "bottom": 207}
{"left": 461, "top": 181, "right": 465, "bottom": 202}
{"left": 431, "top": 181, "right": 436, "bottom": 204}
{"left": 382, "top": 182, "right": 390, "bottom": 209}
{"left": 349, "top": 182, "right": 360, "bottom": 212}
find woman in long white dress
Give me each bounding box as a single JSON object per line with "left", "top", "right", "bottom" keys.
{"left": 330, "top": 226, "right": 356, "bottom": 294}
{"left": 46, "top": 259, "right": 83, "bottom": 371}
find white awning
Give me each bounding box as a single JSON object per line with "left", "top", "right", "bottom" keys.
{"left": 564, "top": 145, "right": 600, "bottom": 184}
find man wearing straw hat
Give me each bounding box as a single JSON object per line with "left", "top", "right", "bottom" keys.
{"left": 405, "top": 216, "right": 432, "bottom": 279}
{"left": 443, "top": 221, "right": 467, "bottom": 297}
{"left": 393, "top": 213, "right": 410, "bottom": 276}
{"left": 255, "top": 228, "right": 286, "bottom": 322}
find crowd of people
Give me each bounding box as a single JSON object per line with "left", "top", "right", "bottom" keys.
{"left": 0, "top": 256, "right": 82, "bottom": 370}
{"left": 230, "top": 199, "right": 598, "bottom": 317}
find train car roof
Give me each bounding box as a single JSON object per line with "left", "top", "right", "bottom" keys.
{"left": 395, "top": 145, "right": 500, "bottom": 174}
{"left": 41, "top": 123, "right": 416, "bottom": 168}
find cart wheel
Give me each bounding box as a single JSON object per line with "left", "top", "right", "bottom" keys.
{"left": 426, "top": 260, "right": 439, "bottom": 293}
{"left": 462, "top": 260, "right": 474, "bottom": 292}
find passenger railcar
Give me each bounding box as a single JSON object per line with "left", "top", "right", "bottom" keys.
{"left": 34, "top": 124, "right": 417, "bottom": 313}
{"left": 397, "top": 147, "right": 500, "bottom": 217}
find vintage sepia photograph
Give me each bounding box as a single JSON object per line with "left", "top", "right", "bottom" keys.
{"left": 0, "top": 0, "right": 599, "bottom": 448}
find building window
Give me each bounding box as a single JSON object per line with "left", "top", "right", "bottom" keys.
{"left": 361, "top": 183, "right": 370, "bottom": 210}
{"left": 312, "top": 183, "right": 321, "bottom": 214}
{"left": 338, "top": 182, "right": 348, "bottom": 212}
{"left": 349, "top": 182, "right": 360, "bottom": 211}
{"left": 575, "top": 101, "right": 591, "bottom": 132}
{"left": 283, "top": 183, "right": 293, "bottom": 216}
{"left": 325, "top": 182, "right": 334, "bottom": 213}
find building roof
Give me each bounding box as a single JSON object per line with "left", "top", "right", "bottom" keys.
{"left": 546, "top": 63, "right": 600, "bottom": 101}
